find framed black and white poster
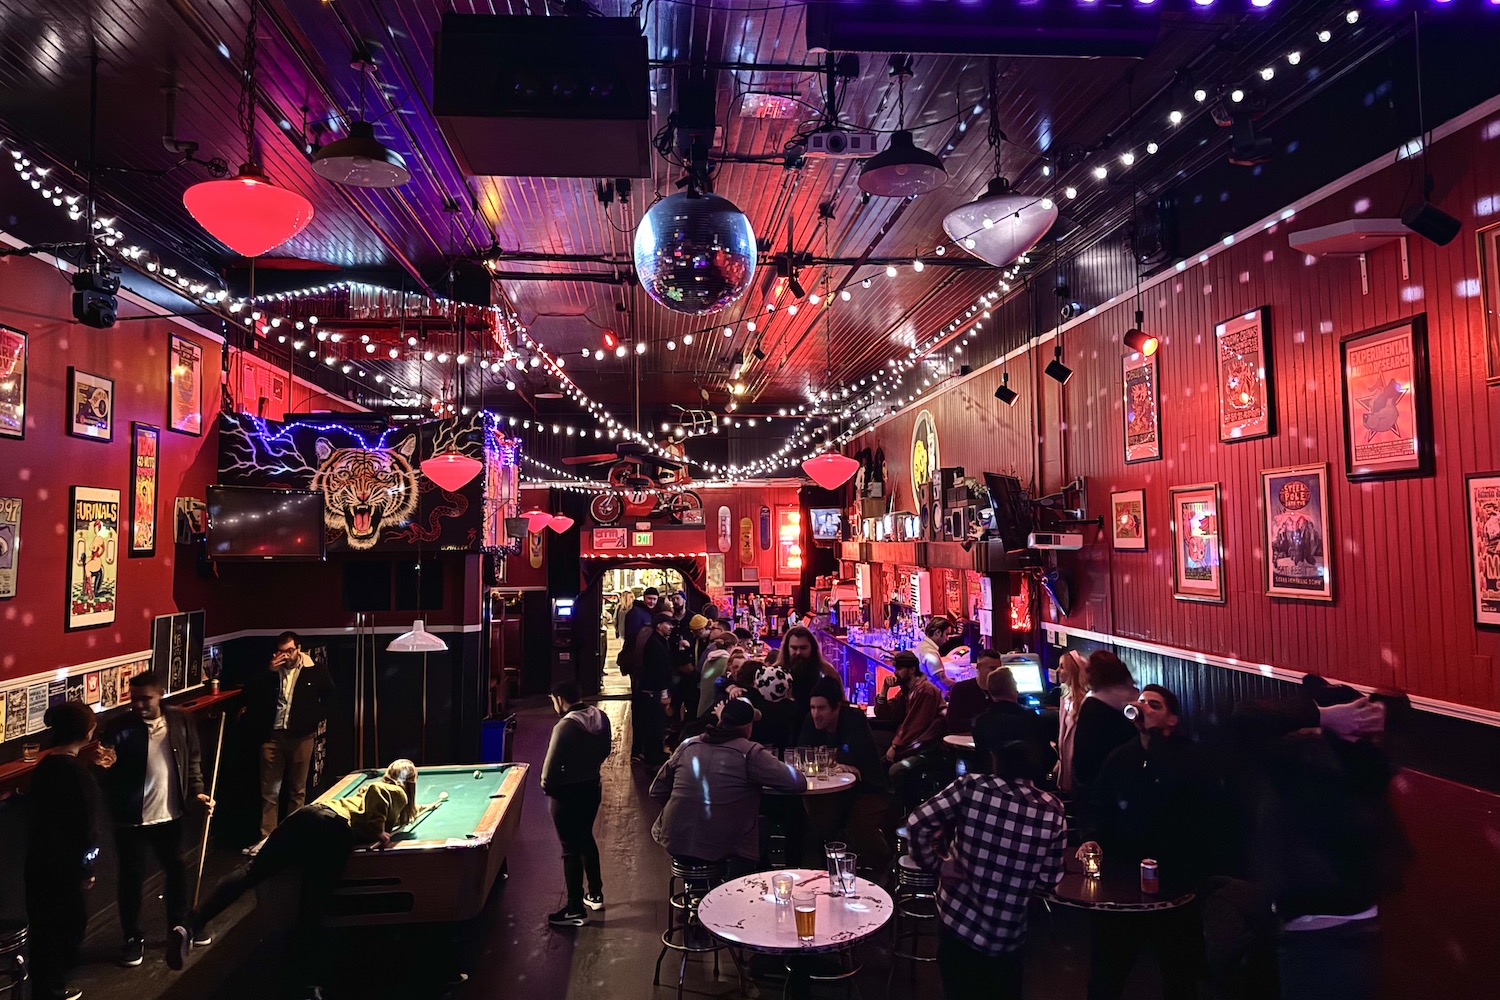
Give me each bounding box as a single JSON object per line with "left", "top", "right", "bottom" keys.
{"left": 68, "top": 367, "right": 114, "bottom": 442}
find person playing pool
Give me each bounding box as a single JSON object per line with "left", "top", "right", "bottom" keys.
{"left": 167, "top": 759, "right": 441, "bottom": 995}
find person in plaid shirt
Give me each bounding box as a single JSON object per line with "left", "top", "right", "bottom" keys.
{"left": 907, "top": 733, "right": 1068, "bottom": 999}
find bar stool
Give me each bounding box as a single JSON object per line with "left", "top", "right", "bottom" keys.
{"left": 0, "top": 922, "right": 26, "bottom": 999}
{"left": 885, "top": 854, "right": 940, "bottom": 998}
{"left": 654, "top": 857, "right": 728, "bottom": 999}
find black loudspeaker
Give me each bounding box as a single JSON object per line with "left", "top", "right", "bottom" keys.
{"left": 343, "top": 560, "right": 394, "bottom": 612}
{"left": 448, "top": 261, "right": 493, "bottom": 308}
{"left": 395, "top": 559, "right": 445, "bottom": 611}
{"left": 1402, "top": 201, "right": 1461, "bottom": 246}
{"left": 930, "top": 500, "right": 944, "bottom": 541}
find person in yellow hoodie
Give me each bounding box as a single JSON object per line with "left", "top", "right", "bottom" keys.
{"left": 167, "top": 760, "right": 432, "bottom": 996}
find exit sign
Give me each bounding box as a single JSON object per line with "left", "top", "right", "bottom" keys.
{"left": 632, "top": 530, "right": 654, "bottom": 547}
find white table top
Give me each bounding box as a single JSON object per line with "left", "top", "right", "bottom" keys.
{"left": 698, "top": 868, "right": 893, "bottom": 955}
{"left": 765, "top": 768, "right": 858, "bottom": 796}
{"left": 943, "top": 733, "right": 976, "bottom": 749}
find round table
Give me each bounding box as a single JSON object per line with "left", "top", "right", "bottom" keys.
{"left": 1039, "top": 859, "right": 1196, "bottom": 912}
{"left": 698, "top": 868, "right": 894, "bottom": 955}
{"left": 766, "top": 768, "right": 858, "bottom": 796}
{"left": 942, "top": 733, "right": 975, "bottom": 750}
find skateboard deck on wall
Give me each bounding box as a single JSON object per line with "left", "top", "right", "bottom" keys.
{"left": 717, "top": 506, "right": 732, "bottom": 553}
{"left": 739, "top": 517, "right": 754, "bottom": 564}
{"left": 759, "top": 505, "right": 771, "bottom": 550}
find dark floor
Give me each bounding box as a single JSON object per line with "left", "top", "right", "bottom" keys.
{"left": 63, "top": 694, "right": 1168, "bottom": 1000}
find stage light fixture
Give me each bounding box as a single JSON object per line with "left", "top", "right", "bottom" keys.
{"left": 994, "top": 371, "right": 1018, "bottom": 406}
{"left": 1044, "top": 346, "right": 1073, "bottom": 385}
{"left": 1122, "top": 310, "right": 1159, "bottom": 356}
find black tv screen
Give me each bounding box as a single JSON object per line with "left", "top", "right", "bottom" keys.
{"left": 810, "top": 507, "right": 842, "bottom": 540}
{"left": 207, "top": 486, "right": 326, "bottom": 561}
{"left": 984, "top": 473, "right": 1033, "bottom": 551}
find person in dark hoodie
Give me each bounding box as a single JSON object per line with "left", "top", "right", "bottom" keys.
{"left": 541, "top": 680, "right": 613, "bottom": 928}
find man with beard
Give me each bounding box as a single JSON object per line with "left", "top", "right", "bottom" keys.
{"left": 777, "top": 626, "right": 841, "bottom": 719}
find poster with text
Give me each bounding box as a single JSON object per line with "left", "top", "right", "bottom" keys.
{"left": 0, "top": 496, "right": 19, "bottom": 598}
{"left": 131, "top": 423, "right": 160, "bottom": 555}
{"left": 68, "top": 367, "right": 114, "bottom": 442}
{"left": 1467, "top": 473, "right": 1500, "bottom": 628}
{"left": 0, "top": 326, "right": 26, "bottom": 440}
{"left": 3, "top": 689, "right": 22, "bottom": 739}
{"left": 1169, "top": 483, "right": 1225, "bottom": 603}
{"left": 169, "top": 334, "right": 203, "bottom": 436}
{"left": 1122, "top": 351, "right": 1161, "bottom": 463}
{"left": 26, "top": 682, "right": 48, "bottom": 732}
{"left": 1339, "top": 315, "right": 1433, "bottom": 480}
{"left": 101, "top": 667, "right": 118, "bottom": 709}
{"left": 1261, "top": 464, "right": 1332, "bottom": 601}
{"left": 65, "top": 676, "right": 85, "bottom": 705}
{"left": 115, "top": 664, "right": 136, "bottom": 703}
{"left": 1215, "top": 307, "right": 1274, "bottom": 443}
{"left": 1111, "top": 489, "right": 1147, "bottom": 551}
{"left": 85, "top": 671, "right": 101, "bottom": 705}
{"left": 152, "top": 612, "right": 191, "bottom": 694}
{"left": 68, "top": 486, "right": 120, "bottom": 629}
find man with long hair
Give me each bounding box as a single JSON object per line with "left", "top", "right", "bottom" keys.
{"left": 777, "top": 626, "right": 841, "bottom": 716}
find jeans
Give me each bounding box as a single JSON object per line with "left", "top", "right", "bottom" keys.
{"left": 192, "top": 804, "right": 354, "bottom": 987}
{"left": 260, "top": 731, "right": 315, "bottom": 838}
{"left": 115, "top": 819, "right": 187, "bottom": 944}
{"left": 937, "top": 924, "right": 1023, "bottom": 1000}
{"left": 25, "top": 866, "right": 87, "bottom": 999}
{"left": 548, "top": 782, "right": 603, "bottom": 911}
{"left": 1277, "top": 917, "right": 1380, "bottom": 1000}
{"left": 1087, "top": 905, "right": 1200, "bottom": 1000}
{"left": 633, "top": 691, "right": 668, "bottom": 767}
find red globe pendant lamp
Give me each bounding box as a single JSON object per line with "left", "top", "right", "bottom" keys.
{"left": 183, "top": 164, "right": 314, "bottom": 258}
{"left": 523, "top": 509, "right": 555, "bottom": 533}
{"left": 420, "top": 452, "right": 482, "bottom": 493}
{"left": 547, "top": 514, "right": 576, "bottom": 533}
{"left": 802, "top": 451, "right": 859, "bottom": 491}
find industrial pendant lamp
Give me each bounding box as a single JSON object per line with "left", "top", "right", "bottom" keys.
{"left": 547, "top": 514, "right": 575, "bottom": 533}
{"left": 387, "top": 619, "right": 448, "bottom": 653}
{"left": 312, "top": 56, "right": 410, "bottom": 189}
{"left": 944, "top": 60, "right": 1056, "bottom": 267}
{"left": 860, "top": 57, "right": 946, "bottom": 198}
{"left": 182, "top": 1, "right": 313, "bottom": 257}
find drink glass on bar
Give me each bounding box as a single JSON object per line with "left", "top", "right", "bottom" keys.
{"left": 836, "top": 853, "right": 858, "bottom": 896}
{"left": 792, "top": 888, "right": 817, "bottom": 942}
{"left": 1082, "top": 844, "right": 1103, "bottom": 879}
{"left": 21, "top": 742, "right": 41, "bottom": 762}
{"left": 771, "top": 872, "right": 795, "bottom": 904}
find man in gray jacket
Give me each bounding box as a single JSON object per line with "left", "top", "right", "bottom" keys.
{"left": 542, "top": 681, "right": 613, "bottom": 928}
{"left": 650, "top": 698, "right": 806, "bottom": 871}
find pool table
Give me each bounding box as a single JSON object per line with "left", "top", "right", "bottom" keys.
{"left": 311, "top": 762, "right": 528, "bottom": 925}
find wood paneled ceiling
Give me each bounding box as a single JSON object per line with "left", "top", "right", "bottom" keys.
{"left": 0, "top": 0, "right": 1397, "bottom": 424}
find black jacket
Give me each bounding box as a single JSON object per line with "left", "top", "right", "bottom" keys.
{"left": 99, "top": 708, "right": 205, "bottom": 826}
{"left": 944, "top": 678, "right": 990, "bottom": 735}
{"left": 1087, "top": 732, "right": 1214, "bottom": 886}
{"left": 27, "top": 753, "right": 101, "bottom": 880}
{"left": 1072, "top": 696, "right": 1139, "bottom": 790}
{"left": 242, "top": 653, "right": 335, "bottom": 740}
{"left": 540, "top": 704, "right": 612, "bottom": 794}
{"left": 972, "top": 701, "right": 1057, "bottom": 781}
{"left": 638, "top": 631, "right": 676, "bottom": 692}
{"left": 799, "top": 706, "right": 889, "bottom": 792}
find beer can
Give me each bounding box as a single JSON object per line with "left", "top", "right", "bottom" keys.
{"left": 1140, "top": 858, "right": 1159, "bottom": 895}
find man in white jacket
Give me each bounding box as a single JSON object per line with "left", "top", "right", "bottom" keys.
{"left": 541, "top": 680, "right": 613, "bottom": 927}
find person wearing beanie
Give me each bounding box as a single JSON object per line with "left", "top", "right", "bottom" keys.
{"left": 650, "top": 697, "right": 804, "bottom": 870}
{"left": 632, "top": 612, "right": 678, "bottom": 768}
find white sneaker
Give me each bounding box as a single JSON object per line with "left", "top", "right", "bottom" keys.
{"left": 241, "top": 837, "right": 267, "bottom": 857}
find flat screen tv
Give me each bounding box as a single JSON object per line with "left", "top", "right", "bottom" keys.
{"left": 984, "top": 473, "right": 1033, "bottom": 551}
{"left": 207, "top": 486, "right": 326, "bottom": 561}
{"left": 810, "top": 507, "right": 842, "bottom": 540}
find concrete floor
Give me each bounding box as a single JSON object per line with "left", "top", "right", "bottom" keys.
{"left": 64, "top": 690, "right": 1167, "bottom": 1000}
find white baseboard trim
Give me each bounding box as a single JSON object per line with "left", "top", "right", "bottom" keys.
{"left": 1041, "top": 622, "right": 1500, "bottom": 729}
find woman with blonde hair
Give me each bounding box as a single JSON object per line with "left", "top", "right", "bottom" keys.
{"left": 170, "top": 759, "right": 433, "bottom": 986}
{"left": 613, "top": 589, "right": 635, "bottom": 639}
{"left": 1054, "top": 650, "right": 1089, "bottom": 793}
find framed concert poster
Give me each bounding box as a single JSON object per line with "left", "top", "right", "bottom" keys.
{"left": 67, "top": 486, "right": 120, "bottom": 629}
{"left": 130, "top": 423, "right": 160, "bottom": 556}
{"left": 1168, "top": 483, "right": 1225, "bottom": 603}
{"left": 168, "top": 334, "right": 203, "bottom": 436}
{"left": 0, "top": 496, "right": 19, "bottom": 598}
{"left": 1338, "top": 315, "right": 1434, "bottom": 481}
{"left": 0, "top": 326, "right": 26, "bottom": 440}
{"left": 1475, "top": 222, "right": 1500, "bottom": 384}
{"left": 1214, "top": 307, "right": 1274, "bottom": 443}
{"left": 68, "top": 367, "right": 114, "bottom": 442}
{"left": 1110, "top": 489, "right": 1147, "bottom": 551}
{"left": 1466, "top": 472, "right": 1500, "bottom": 628}
{"left": 1261, "top": 463, "right": 1333, "bottom": 602}
{"left": 1122, "top": 351, "right": 1161, "bottom": 463}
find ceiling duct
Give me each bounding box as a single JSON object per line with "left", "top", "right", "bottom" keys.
{"left": 806, "top": 2, "right": 1160, "bottom": 58}
{"left": 433, "top": 14, "right": 651, "bottom": 178}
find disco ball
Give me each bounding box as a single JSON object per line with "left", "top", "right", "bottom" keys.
{"left": 633, "top": 192, "right": 757, "bottom": 315}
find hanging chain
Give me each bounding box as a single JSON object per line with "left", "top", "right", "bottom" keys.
{"left": 986, "top": 58, "right": 1003, "bottom": 179}
{"left": 238, "top": 0, "right": 259, "bottom": 166}
{"left": 896, "top": 70, "right": 906, "bottom": 131}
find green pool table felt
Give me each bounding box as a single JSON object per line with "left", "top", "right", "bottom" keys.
{"left": 330, "top": 764, "right": 519, "bottom": 844}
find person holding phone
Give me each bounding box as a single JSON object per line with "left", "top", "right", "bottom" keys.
{"left": 245, "top": 631, "right": 335, "bottom": 847}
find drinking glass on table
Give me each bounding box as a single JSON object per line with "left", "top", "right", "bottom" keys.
{"left": 21, "top": 742, "right": 40, "bottom": 762}
{"left": 1081, "top": 843, "right": 1103, "bottom": 879}
{"left": 814, "top": 746, "right": 831, "bottom": 775}
{"left": 800, "top": 746, "right": 817, "bottom": 776}
{"left": 772, "top": 872, "right": 796, "bottom": 904}
{"left": 835, "top": 853, "right": 858, "bottom": 896}
{"left": 792, "top": 888, "right": 817, "bottom": 942}
{"left": 824, "top": 841, "right": 847, "bottom": 888}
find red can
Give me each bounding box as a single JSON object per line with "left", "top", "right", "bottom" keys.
{"left": 1140, "top": 858, "right": 1160, "bottom": 895}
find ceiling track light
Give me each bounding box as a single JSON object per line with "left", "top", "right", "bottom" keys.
{"left": 1122, "top": 310, "right": 1159, "bottom": 356}
{"left": 1044, "top": 346, "right": 1073, "bottom": 385}
{"left": 994, "top": 371, "right": 1018, "bottom": 406}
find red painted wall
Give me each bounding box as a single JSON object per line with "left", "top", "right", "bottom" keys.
{"left": 852, "top": 111, "right": 1500, "bottom": 712}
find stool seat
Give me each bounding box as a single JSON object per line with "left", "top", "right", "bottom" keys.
{"left": 655, "top": 857, "right": 728, "bottom": 999}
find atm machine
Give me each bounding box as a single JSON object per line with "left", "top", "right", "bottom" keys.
{"left": 552, "top": 597, "right": 576, "bottom": 685}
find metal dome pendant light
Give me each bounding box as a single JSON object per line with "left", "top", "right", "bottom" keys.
{"left": 944, "top": 59, "right": 1056, "bottom": 268}
{"left": 859, "top": 56, "right": 946, "bottom": 198}
{"left": 312, "top": 53, "right": 410, "bottom": 189}
{"left": 182, "top": 1, "right": 314, "bottom": 257}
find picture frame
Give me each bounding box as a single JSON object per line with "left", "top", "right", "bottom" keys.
{"left": 1110, "top": 489, "right": 1147, "bottom": 551}
{"left": 67, "top": 486, "right": 120, "bottom": 629}
{"left": 0, "top": 325, "right": 26, "bottom": 440}
{"left": 1168, "top": 483, "right": 1225, "bottom": 603}
{"left": 1474, "top": 222, "right": 1500, "bottom": 385}
{"left": 1261, "top": 463, "right": 1333, "bottom": 602}
{"left": 68, "top": 367, "right": 115, "bottom": 442}
{"left": 130, "top": 423, "right": 160, "bottom": 556}
{"left": 168, "top": 334, "right": 204, "bottom": 436}
{"left": 1465, "top": 472, "right": 1500, "bottom": 629}
{"left": 1214, "top": 306, "right": 1274, "bottom": 443}
{"left": 1122, "top": 350, "right": 1161, "bottom": 463}
{"left": 0, "top": 496, "right": 19, "bottom": 598}
{"left": 1338, "top": 314, "right": 1434, "bottom": 481}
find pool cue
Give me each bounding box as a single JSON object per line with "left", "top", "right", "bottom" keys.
{"left": 193, "top": 709, "right": 227, "bottom": 907}
{"left": 405, "top": 793, "right": 447, "bottom": 834}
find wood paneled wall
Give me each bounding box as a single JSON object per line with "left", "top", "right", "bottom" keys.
{"left": 853, "top": 110, "right": 1500, "bottom": 712}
